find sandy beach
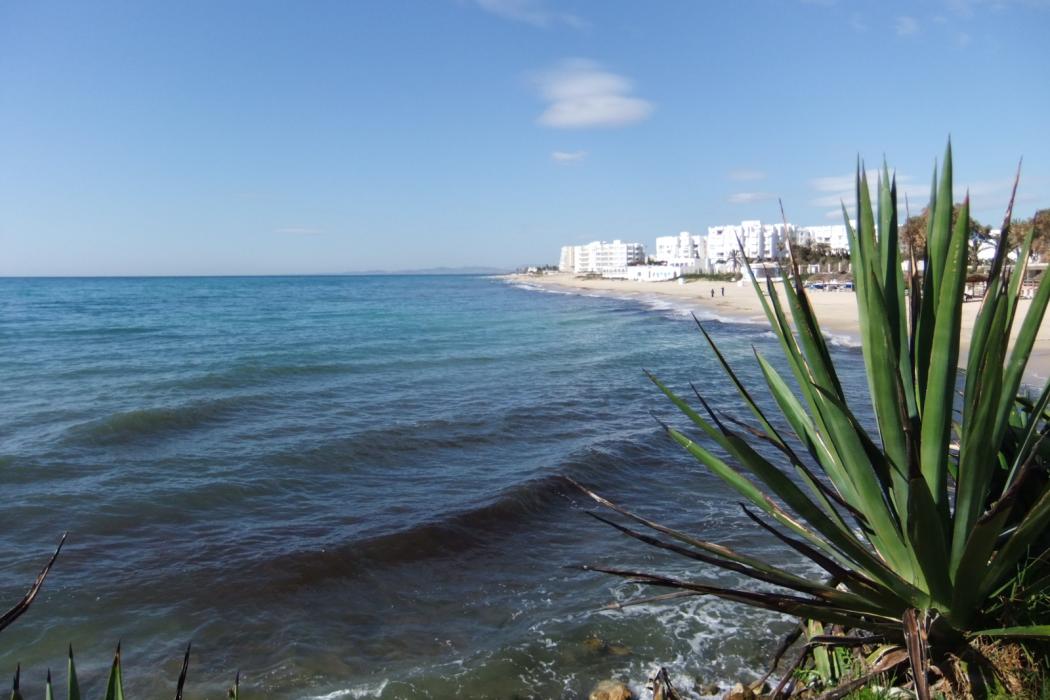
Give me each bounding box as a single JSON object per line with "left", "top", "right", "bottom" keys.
{"left": 508, "top": 272, "right": 1050, "bottom": 384}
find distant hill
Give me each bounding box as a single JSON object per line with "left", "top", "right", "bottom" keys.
{"left": 343, "top": 266, "right": 511, "bottom": 276}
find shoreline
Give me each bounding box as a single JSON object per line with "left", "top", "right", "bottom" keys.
{"left": 506, "top": 272, "right": 1050, "bottom": 385}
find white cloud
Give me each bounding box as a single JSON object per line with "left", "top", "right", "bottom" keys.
{"left": 275, "top": 227, "right": 321, "bottom": 236}
{"left": 728, "top": 169, "right": 766, "bottom": 182}
{"left": 896, "top": 15, "right": 920, "bottom": 35}
{"left": 470, "top": 0, "right": 585, "bottom": 28}
{"left": 728, "top": 192, "right": 776, "bottom": 204}
{"left": 551, "top": 150, "right": 587, "bottom": 163}
{"left": 533, "top": 59, "right": 654, "bottom": 129}
{"left": 850, "top": 13, "right": 868, "bottom": 31}
{"left": 810, "top": 170, "right": 927, "bottom": 209}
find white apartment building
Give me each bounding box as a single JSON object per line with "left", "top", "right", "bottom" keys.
{"left": 796, "top": 224, "right": 851, "bottom": 254}
{"left": 705, "top": 220, "right": 853, "bottom": 270}
{"left": 559, "top": 246, "right": 575, "bottom": 272}
{"left": 572, "top": 240, "right": 645, "bottom": 275}
{"left": 653, "top": 231, "right": 709, "bottom": 275}
{"left": 706, "top": 220, "right": 783, "bottom": 269}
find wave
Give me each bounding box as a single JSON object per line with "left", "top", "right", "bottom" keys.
{"left": 64, "top": 395, "right": 260, "bottom": 446}
{"left": 506, "top": 280, "right": 573, "bottom": 294}
{"left": 265, "top": 472, "right": 575, "bottom": 588}
{"left": 172, "top": 362, "right": 362, "bottom": 391}
{"left": 508, "top": 281, "right": 765, "bottom": 328}
{"left": 169, "top": 351, "right": 527, "bottom": 392}
{"left": 823, "top": 332, "right": 862, "bottom": 348}
{"left": 278, "top": 403, "right": 593, "bottom": 469}
{"left": 246, "top": 438, "right": 661, "bottom": 591}
{"left": 309, "top": 680, "right": 389, "bottom": 699}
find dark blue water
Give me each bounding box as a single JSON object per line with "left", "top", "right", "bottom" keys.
{"left": 0, "top": 275, "right": 870, "bottom": 699}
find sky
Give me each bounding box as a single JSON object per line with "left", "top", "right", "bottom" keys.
{"left": 1, "top": 0, "right": 1048, "bottom": 275}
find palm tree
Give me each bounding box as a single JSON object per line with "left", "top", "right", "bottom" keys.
{"left": 726, "top": 248, "right": 742, "bottom": 274}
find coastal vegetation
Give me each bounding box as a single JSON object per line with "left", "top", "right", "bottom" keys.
{"left": 680, "top": 272, "right": 740, "bottom": 282}
{"left": 577, "top": 146, "right": 1050, "bottom": 697}
{"left": 6, "top": 644, "right": 237, "bottom": 700}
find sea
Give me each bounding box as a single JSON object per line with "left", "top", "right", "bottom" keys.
{"left": 0, "top": 275, "right": 871, "bottom": 699}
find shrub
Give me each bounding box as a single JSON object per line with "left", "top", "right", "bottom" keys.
{"left": 577, "top": 145, "right": 1050, "bottom": 696}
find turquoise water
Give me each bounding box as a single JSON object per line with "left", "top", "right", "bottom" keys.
{"left": 0, "top": 275, "right": 871, "bottom": 698}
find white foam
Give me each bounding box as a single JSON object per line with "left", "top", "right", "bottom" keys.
{"left": 309, "top": 679, "right": 389, "bottom": 699}
{"left": 508, "top": 282, "right": 574, "bottom": 295}
{"left": 505, "top": 278, "right": 767, "bottom": 327}
{"left": 823, "top": 332, "right": 862, "bottom": 348}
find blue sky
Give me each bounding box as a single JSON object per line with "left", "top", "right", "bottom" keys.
{"left": 1, "top": 0, "right": 1048, "bottom": 275}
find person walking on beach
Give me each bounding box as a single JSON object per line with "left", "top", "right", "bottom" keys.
{"left": 721, "top": 287, "right": 724, "bottom": 297}
{"left": 710, "top": 288, "right": 714, "bottom": 298}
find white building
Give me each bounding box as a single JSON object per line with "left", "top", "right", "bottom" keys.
{"left": 796, "top": 224, "right": 851, "bottom": 254}
{"left": 572, "top": 240, "right": 645, "bottom": 275}
{"left": 559, "top": 246, "right": 575, "bottom": 272}
{"left": 705, "top": 220, "right": 853, "bottom": 270}
{"left": 706, "top": 220, "right": 784, "bottom": 270}
{"left": 653, "top": 231, "right": 709, "bottom": 277}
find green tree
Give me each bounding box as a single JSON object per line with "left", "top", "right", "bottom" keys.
{"left": 726, "top": 248, "right": 742, "bottom": 273}
{"left": 1031, "top": 209, "right": 1050, "bottom": 260}
{"left": 1004, "top": 209, "right": 1050, "bottom": 261}
{"left": 901, "top": 204, "right": 991, "bottom": 267}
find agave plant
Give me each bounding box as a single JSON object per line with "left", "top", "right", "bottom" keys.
{"left": 576, "top": 145, "right": 1050, "bottom": 693}
{"left": 9, "top": 645, "right": 240, "bottom": 700}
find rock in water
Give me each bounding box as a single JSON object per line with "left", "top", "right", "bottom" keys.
{"left": 722, "top": 682, "right": 754, "bottom": 700}
{"left": 582, "top": 636, "right": 606, "bottom": 653}
{"left": 696, "top": 682, "right": 721, "bottom": 697}
{"left": 589, "top": 679, "right": 632, "bottom": 700}
{"left": 722, "top": 679, "right": 768, "bottom": 700}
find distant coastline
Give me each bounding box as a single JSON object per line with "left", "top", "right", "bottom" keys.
{"left": 506, "top": 272, "right": 1050, "bottom": 384}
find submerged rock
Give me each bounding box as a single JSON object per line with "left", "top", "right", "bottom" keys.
{"left": 589, "top": 679, "right": 632, "bottom": 700}
{"left": 582, "top": 635, "right": 606, "bottom": 653}
{"left": 581, "top": 635, "right": 632, "bottom": 657}
{"left": 695, "top": 681, "right": 721, "bottom": 696}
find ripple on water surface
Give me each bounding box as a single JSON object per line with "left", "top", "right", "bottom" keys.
{"left": 0, "top": 276, "right": 870, "bottom": 698}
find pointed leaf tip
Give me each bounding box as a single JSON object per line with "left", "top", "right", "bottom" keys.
{"left": 649, "top": 410, "right": 671, "bottom": 432}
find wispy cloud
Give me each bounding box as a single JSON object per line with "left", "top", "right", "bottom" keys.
{"left": 810, "top": 170, "right": 926, "bottom": 210}
{"left": 470, "top": 0, "right": 585, "bottom": 28}
{"left": 808, "top": 167, "right": 1026, "bottom": 222}
{"left": 728, "top": 169, "right": 766, "bottom": 182}
{"left": 551, "top": 150, "right": 587, "bottom": 163}
{"left": 849, "top": 13, "right": 868, "bottom": 31}
{"left": 896, "top": 15, "right": 920, "bottom": 35}
{"left": 533, "top": 59, "right": 654, "bottom": 129}
{"left": 826, "top": 208, "right": 853, "bottom": 220}
{"left": 728, "top": 192, "right": 776, "bottom": 204}
{"left": 275, "top": 227, "right": 322, "bottom": 236}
